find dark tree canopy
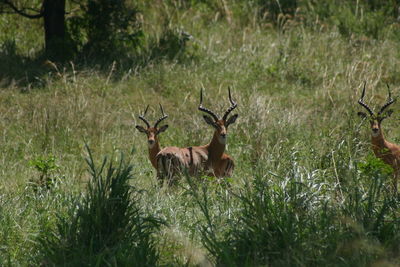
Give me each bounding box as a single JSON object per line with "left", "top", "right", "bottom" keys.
{"left": 0, "top": 0, "right": 142, "bottom": 62}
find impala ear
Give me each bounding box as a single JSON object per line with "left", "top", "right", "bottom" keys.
{"left": 357, "top": 112, "right": 367, "bottom": 119}
{"left": 226, "top": 114, "right": 238, "bottom": 126}
{"left": 379, "top": 109, "right": 393, "bottom": 121}
{"left": 136, "top": 125, "right": 147, "bottom": 133}
{"left": 157, "top": 124, "right": 169, "bottom": 134}
{"left": 385, "top": 109, "right": 393, "bottom": 117}
{"left": 203, "top": 115, "right": 217, "bottom": 128}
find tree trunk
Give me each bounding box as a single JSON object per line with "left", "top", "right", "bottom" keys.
{"left": 42, "top": 0, "right": 66, "bottom": 55}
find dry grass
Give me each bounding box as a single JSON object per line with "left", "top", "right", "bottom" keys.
{"left": 1, "top": 2, "right": 400, "bottom": 265}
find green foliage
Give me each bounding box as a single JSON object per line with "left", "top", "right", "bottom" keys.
{"left": 29, "top": 155, "right": 59, "bottom": 175}
{"left": 339, "top": 169, "right": 400, "bottom": 265}
{"left": 29, "top": 154, "right": 61, "bottom": 189}
{"left": 333, "top": 4, "right": 387, "bottom": 39}
{"left": 190, "top": 169, "right": 399, "bottom": 266}
{"left": 66, "top": 0, "right": 143, "bottom": 60}
{"left": 37, "top": 146, "right": 164, "bottom": 266}
{"left": 256, "top": 0, "right": 298, "bottom": 22}
{"left": 2, "top": 1, "right": 400, "bottom": 266}
{"left": 87, "top": 0, "right": 142, "bottom": 56}
{"left": 305, "top": 0, "right": 399, "bottom": 39}
{"left": 358, "top": 154, "right": 394, "bottom": 178}
{"left": 190, "top": 174, "right": 332, "bottom": 266}
{"left": 149, "top": 26, "right": 194, "bottom": 62}
{"left": 342, "top": 176, "right": 398, "bottom": 245}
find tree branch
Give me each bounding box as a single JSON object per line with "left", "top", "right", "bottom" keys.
{"left": 0, "top": 0, "right": 43, "bottom": 19}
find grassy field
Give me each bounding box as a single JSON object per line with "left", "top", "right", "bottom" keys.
{"left": 0, "top": 1, "right": 399, "bottom": 266}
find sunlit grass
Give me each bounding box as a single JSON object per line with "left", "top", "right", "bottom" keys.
{"left": 1, "top": 2, "right": 400, "bottom": 266}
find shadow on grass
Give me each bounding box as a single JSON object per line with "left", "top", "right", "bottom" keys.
{"left": 0, "top": 28, "right": 196, "bottom": 91}
{"left": 0, "top": 40, "right": 51, "bottom": 90}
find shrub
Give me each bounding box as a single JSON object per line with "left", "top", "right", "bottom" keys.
{"left": 257, "top": 0, "right": 298, "bottom": 22}
{"left": 29, "top": 154, "right": 61, "bottom": 189}
{"left": 149, "top": 26, "right": 194, "bottom": 62}
{"left": 304, "top": 0, "right": 399, "bottom": 39}
{"left": 69, "top": 0, "right": 143, "bottom": 59}
{"left": 190, "top": 166, "right": 399, "bottom": 266}
{"left": 37, "top": 146, "right": 164, "bottom": 266}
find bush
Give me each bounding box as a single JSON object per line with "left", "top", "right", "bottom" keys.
{"left": 29, "top": 154, "right": 61, "bottom": 189}
{"left": 149, "top": 25, "right": 194, "bottom": 62}
{"left": 304, "top": 0, "right": 399, "bottom": 39}
{"left": 257, "top": 0, "right": 298, "bottom": 22}
{"left": 190, "top": 166, "right": 399, "bottom": 266}
{"left": 37, "top": 146, "right": 164, "bottom": 266}
{"left": 69, "top": 0, "right": 143, "bottom": 59}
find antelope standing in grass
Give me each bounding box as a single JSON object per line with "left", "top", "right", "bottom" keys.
{"left": 135, "top": 104, "right": 169, "bottom": 170}
{"left": 357, "top": 82, "right": 399, "bottom": 192}
{"left": 197, "top": 87, "right": 237, "bottom": 177}
{"left": 156, "top": 87, "right": 238, "bottom": 183}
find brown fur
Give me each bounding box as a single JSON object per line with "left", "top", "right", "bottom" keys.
{"left": 147, "top": 129, "right": 161, "bottom": 169}
{"left": 156, "top": 118, "right": 237, "bottom": 183}
{"left": 156, "top": 88, "right": 238, "bottom": 185}
{"left": 135, "top": 105, "right": 169, "bottom": 178}
{"left": 370, "top": 123, "right": 400, "bottom": 191}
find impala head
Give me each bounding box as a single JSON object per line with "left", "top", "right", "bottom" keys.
{"left": 357, "top": 82, "right": 395, "bottom": 137}
{"left": 136, "top": 104, "right": 169, "bottom": 148}
{"left": 198, "top": 87, "right": 238, "bottom": 144}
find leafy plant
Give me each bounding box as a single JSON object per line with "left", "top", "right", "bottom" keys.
{"left": 29, "top": 155, "right": 61, "bottom": 189}
{"left": 358, "top": 154, "right": 394, "bottom": 178}
{"left": 68, "top": 0, "right": 143, "bottom": 59}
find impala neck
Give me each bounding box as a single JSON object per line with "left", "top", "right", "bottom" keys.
{"left": 371, "top": 129, "right": 387, "bottom": 153}
{"left": 148, "top": 141, "right": 161, "bottom": 169}
{"left": 207, "top": 131, "right": 225, "bottom": 161}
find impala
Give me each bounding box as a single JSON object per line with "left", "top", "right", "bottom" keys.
{"left": 156, "top": 87, "right": 238, "bottom": 183}
{"left": 136, "top": 104, "right": 169, "bottom": 169}
{"left": 197, "top": 87, "right": 237, "bottom": 177}
{"left": 357, "top": 82, "right": 399, "bottom": 191}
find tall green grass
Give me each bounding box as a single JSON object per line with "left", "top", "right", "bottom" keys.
{"left": 1, "top": 1, "right": 400, "bottom": 266}
{"left": 37, "top": 146, "right": 163, "bottom": 266}
{"left": 188, "top": 159, "right": 399, "bottom": 266}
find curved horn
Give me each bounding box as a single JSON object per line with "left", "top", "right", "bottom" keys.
{"left": 358, "top": 81, "right": 374, "bottom": 116}
{"left": 198, "top": 87, "right": 219, "bottom": 121}
{"left": 378, "top": 83, "right": 396, "bottom": 115}
{"left": 154, "top": 103, "right": 169, "bottom": 128}
{"left": 138, "top": 105, "right": 151, "bottom": 128}
{"left": 222, "top": 86, "right": 238, "bottom": 121}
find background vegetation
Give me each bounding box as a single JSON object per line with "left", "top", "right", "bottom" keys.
{"left": 0, "top": 0, "right": 399, "bottom": 266}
